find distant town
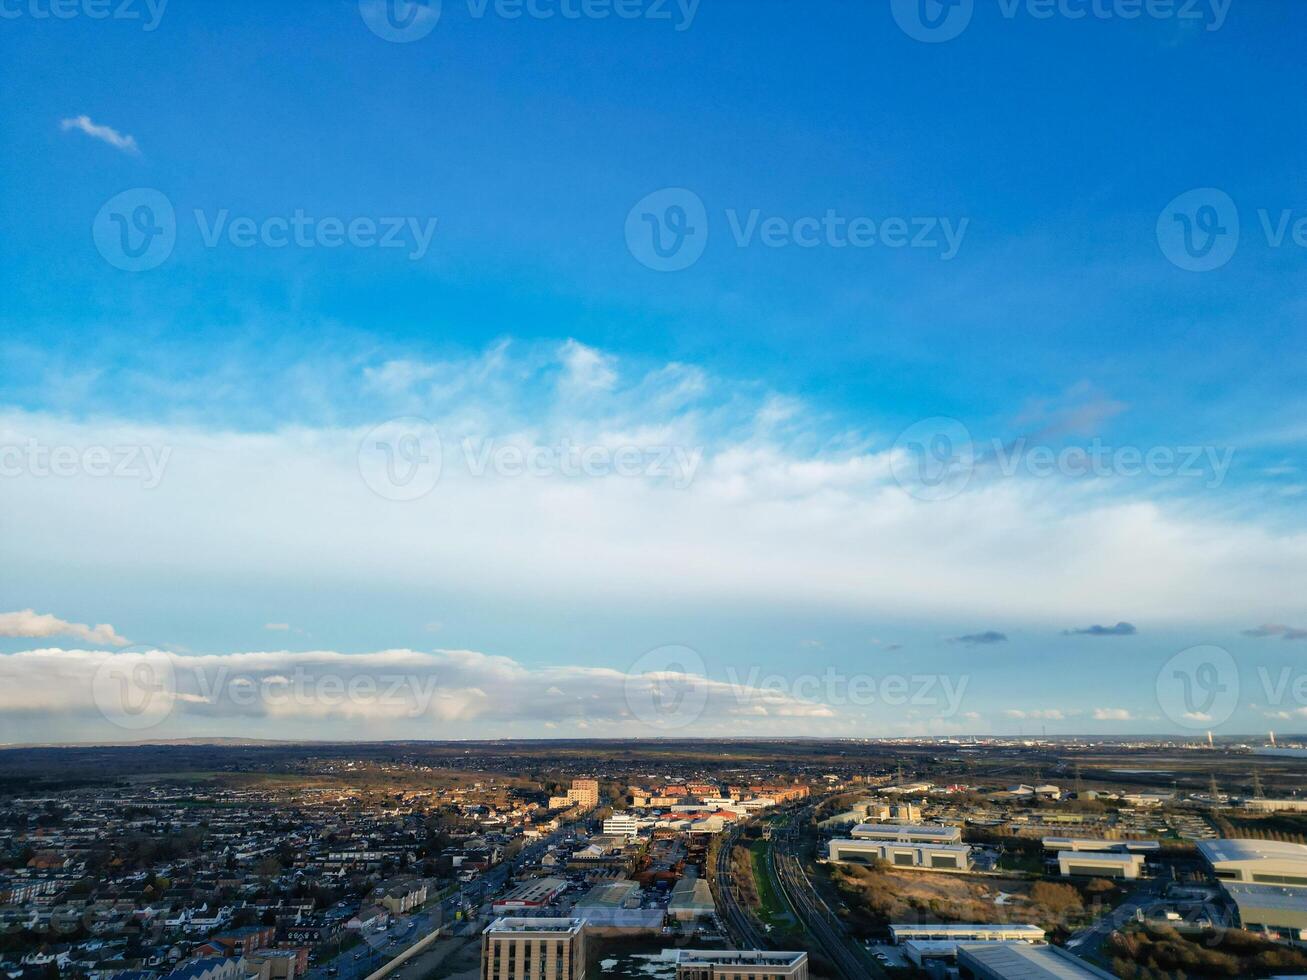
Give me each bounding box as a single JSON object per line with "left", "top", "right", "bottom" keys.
{"left": 1, "top": 737, "right": 1306, "bottom": 980}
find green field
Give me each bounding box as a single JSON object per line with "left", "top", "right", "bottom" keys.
{"left": 748, "top": 839, "right": 795, "bottom": 931}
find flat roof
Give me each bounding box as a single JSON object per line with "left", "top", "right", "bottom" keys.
{"left": 832, "top": 838, "right": 970, "bottom": 853}
{"left": 1224, "top": 882, "right": 1307, "bottom": 912}
{"left": 956, "top": 942, "right": 1117, "bottom": 979}
{"left": 484, "top": 917, "right": 584, "bottom": 936}
{"left": 1056, "top": 851, "right": 1144, "bottom": 865}
{"left": 1042, "top": 837, "right": 1159, "bottom": 851}
{"left": 892, "top": 923, "right": 1045, "bottom": 939}
{"left": 852, "top": 823, "right": 960, "bottom": 838}
{"left": 669, "top": 950, "right": 806, "bottom": 967}
{"left": 1198, "top": 839, "right": 1307, "bottom": 866}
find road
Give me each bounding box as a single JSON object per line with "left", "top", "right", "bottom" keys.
{"left": 1065, "top": 879, "right": 1166, "bottom": 963}
{"left": 304, "top": 816, "right": 590, "bottom": 980}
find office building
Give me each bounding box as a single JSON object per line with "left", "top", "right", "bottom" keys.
{"left": 668, "top": 950, "right": 807, "bottom": 980}
{"left": 482, "top": 918, "right": 586, "bottom": 980}
{"left": 1041, "top": 837, "right": 1159, "bottom": 853}
{"left": 1056, "top": 850, "right": 1145, "bottom": 879}
{"left": 491, "top": 878, "right": 568, "bottom": 913}
{"left": 850, "top": 823, "right": 961, "bottom": 845}
{"left": 828, "top": 838, "right": 971, "bottom": 872}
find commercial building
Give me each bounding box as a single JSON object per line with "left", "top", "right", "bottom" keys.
{"left": 1041, "top": 837, "right": 1159, "bottom": 853}
{"left": 1056, "top": 851, "right": 1145, "bottom": 879}
{"left": 890, "top": 924, "right": 1046, "bottom": 944}
{"left": 850, "top": 823, "right": 961, "bottom": 845}
{"left": 668, "top": 876, "right": 715, "bottom": 921}
{"left": 1223, "top": 882, "right": 1307, "bottom": 944}
{"left": 491, "top": 878, "right": 568, "bottom": 913}
{"left": 828, "top": 838, "right": 971, "bottom": 872}
{"left": 1243, "top": 798, "right": 1307, "bottom": 813}
{"left": 482, "top": 918, "right": 586, "bottom": 980}
{"left": 1197, "top": 839, "right": 1307, "bottom": 887}
{"left": 668, "top": 949, "right": 808, "bottom": 980}
{"left": 956, "top": 942, "right": 1116, "bottom": 980}
{"left": 602, "top": 814, "right": 642, "bottom": 838}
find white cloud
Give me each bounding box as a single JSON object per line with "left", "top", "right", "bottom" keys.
{"left": 265, "top": 623, "right": 291, "bottom": 631}
{"left": 0, "top": 645, "right": 851, "bottom": 740}
{"left": 1005, "top": 708, "right": 1068, "bottom": 720}
{"left": 559, "top": 339, "right": 617, "bottom": 393}
{"left": 4, "top": 342, "right": 1307, "bottom": 648}
{"left": 59, "top": 115, "right": 140, "bottom": 155}
{"left": 1092, "top": 707, "right": 1133, "bottom": 721}
{"left": 0, "top": 609, "right": 129, "bottom": 647}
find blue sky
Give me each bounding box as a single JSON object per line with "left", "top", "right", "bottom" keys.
{"left": 1, "top": 0, "right": 1306, "bottom": 741}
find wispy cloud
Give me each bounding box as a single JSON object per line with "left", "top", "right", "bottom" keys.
{"left": 948, "top": 631, "right": 1007, "bottom": 646}
{"left": 59, "top": 115, "right": 140, "bottom": 155}
{"left": 0, "top": 609, "right": 130, "bottom": 647}
{"left": 1064, "top": 621, "right": 1136, "bottom": 637}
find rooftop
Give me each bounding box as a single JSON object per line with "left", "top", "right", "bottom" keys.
{"left": 1198, "top": 839, "right": 1307, "bottom": 866}
{"left": 669, "top": 950, "right": 806, "bottom": 968}
{"left": 956, "top": 942, "right": 1116, "bottom": 979}
{"left": 1224, "top": 882, "right": 1307, "bottom": 912}
{"left": 484, "top": 917, "right": 584, "bottom": 936}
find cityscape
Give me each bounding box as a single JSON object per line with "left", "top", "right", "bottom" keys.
{"left": 4, "top": 1, "right": 1307, "bottom": 979}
